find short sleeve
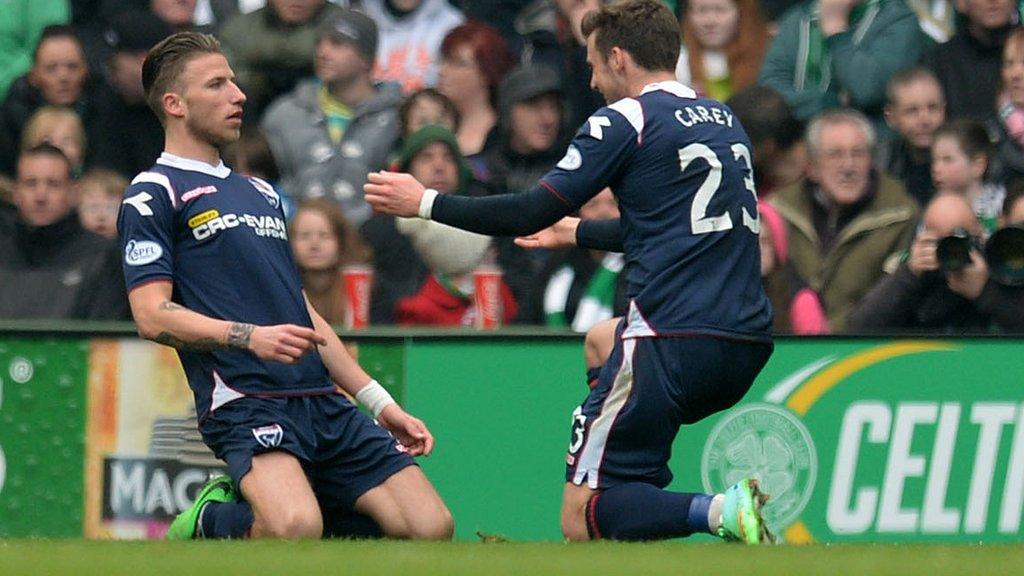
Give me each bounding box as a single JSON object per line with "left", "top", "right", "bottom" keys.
{"left": 118, "top": 178, "right": 176, "bottom": 291}
{"left": 540, "top": 98, "right": 641, "bottom": 211}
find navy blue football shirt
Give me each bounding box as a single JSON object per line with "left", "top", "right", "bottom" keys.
{"left": 118, "top": 153, "right": 333, "bottom": 418}
{"left": 542, "top": 81, "right": 772, "bottom": 340}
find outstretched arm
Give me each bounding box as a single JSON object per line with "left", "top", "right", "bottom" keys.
{"left": 364, "top": 171, "right": 573, "bottom": 236}
{"left": 515, "top": 217, "right": 624, "bottom": 253}
{"left": 128, "top": 280, "right": 325, "bottom": 363}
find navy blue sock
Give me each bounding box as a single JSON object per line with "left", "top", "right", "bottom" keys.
{"left": 588, "top": 482, "right": 714, "bottom": 541}
{"left": 585, "top": 366, "right": 602, "bottom": 389}
{"left": 198, "top": 501, "right": 254, "bottom": 539}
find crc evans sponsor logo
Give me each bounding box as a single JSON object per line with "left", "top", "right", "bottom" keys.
{"left": 190, "top": 212, "right": 287, "bottom": 241}
{"left": 701, "top": 342, "right": 1024, "bottom": 542}
{"left": 181, "top": 185, "right": 217, "bottom": 202}
{"left": 124, "top": 240, "right": 164, "bottom": 266}
{"left": 103, "top": 457, "right": 225, "bottom": 520}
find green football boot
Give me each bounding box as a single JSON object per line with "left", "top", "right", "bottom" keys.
{"left": 717, "top": 478, "right": 775, "bottom": 544}
{"left": 166, "top": 474, "right": 236, "bottom": 540}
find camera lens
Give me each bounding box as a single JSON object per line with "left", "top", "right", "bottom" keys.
{"left": 936, "top": 232, "right": 973, "bottom": 273}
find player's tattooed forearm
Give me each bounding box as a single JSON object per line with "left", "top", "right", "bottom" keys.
{"left": 154, "top": 331, "right": 222, "bottom": 351}
{"left": 226, "top": 322, "right": 255, "bottom": 349}
{"left": 159, "top": 301, "right": 186, "bottom": 312}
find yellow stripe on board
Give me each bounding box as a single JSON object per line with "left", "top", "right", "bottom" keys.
{"left": 782, "top": 520, "right": 815, "bottom": 544}
{"left": 787, "top": 342, "right": 956, "bottom": 416}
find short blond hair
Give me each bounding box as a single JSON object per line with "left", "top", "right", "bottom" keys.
{"left": 78, "top": 167, "right": 128, "bottom": 200}
{"left": 142, "top": 32, "right": 223, "bottom": 122}
{"left": 20, "top": 106, "right": 86, "bottom": 156}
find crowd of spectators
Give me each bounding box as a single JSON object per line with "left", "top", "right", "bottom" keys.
{"left": 1, "top": 0, "right": 1022, "bottom": 333}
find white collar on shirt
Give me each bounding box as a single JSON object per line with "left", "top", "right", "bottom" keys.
{"left": 156, "top": 152, "right": 231, "bottom": 179}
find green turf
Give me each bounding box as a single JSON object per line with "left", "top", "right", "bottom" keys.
{"left": 2, "top": 541, "right": 1024, "bottom": 576}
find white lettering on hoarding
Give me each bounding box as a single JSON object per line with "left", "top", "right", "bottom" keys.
{"left": 828, "top": 401, "right": 889, "bottom": 533}
{"left": 922, "top": 403, "right": 960, "bottom": 533}
{"left": 966, "top": 403, "right": 1015, "bottom": 532}
{"left": 1000, "top": 404, "right": 1024, "bottom": 532}
{"left": 829, "top": 401, "right": 1024, "bottom": 535}
{"left": 110, "top": 461, "right": 145, "bottom": 514}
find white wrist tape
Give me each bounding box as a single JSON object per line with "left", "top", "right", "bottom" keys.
{"left": 418, "top": 188, "right": 439, "bottom": 220}
{"left": 355, "top": 379, "right": 396, "bottom": 418}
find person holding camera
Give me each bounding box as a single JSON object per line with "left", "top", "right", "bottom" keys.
{"left": 847, "top": 191, "right": 1024, "bottom": 333}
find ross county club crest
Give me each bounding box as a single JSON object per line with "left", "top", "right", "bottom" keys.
{"left": 252, "top": 424, "right": 284, "bottom": 448}
{"left": 701, "top": 403, "right": 817, "bottom": 530}
{"left": 249, "top": 177, "right": 280, "bottom": 209}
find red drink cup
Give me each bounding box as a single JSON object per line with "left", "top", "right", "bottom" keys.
{"left": 341, "top": 265, "right": 373, "bottom": 329}
{"left": 473, "top": 265, "right": 503, "bottom": 330}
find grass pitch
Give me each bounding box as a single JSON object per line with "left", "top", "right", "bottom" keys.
{"left": 2, "top": 540, "right": 1024, "bottom": 576}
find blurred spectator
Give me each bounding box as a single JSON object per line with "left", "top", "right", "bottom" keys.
{"left": 20, "top": 106, "right": 88, "bottom": 176}
{"left": 482, "top": 63, "right": 569, "bottom": 318}
{"left": 770, "top": 109, "right": 919, "bottom": 330}
{"left": 289, "top": 198, "right": 371, "bottom": 325}
{"left": 398, "top": 87, "right": 459, "bottom": 136}
{"left": 261, "top": 8, "right": 401, "bottom": 227}
{"left": 151, "top": 0, "right": 203, "bottom": 32}
{"left": 993, "top": 27, "right": 1024, "bottom": 183}
{"left": 77, "top": 167, "right": 126, "bottom": 238}
{"left": 758, "top": 200, "right": 830, "bottom": 333}
{"left": 932, "top": 118, "right": 1003, "bottom": 232}
{"left": 361, "top": 0, "right": 465, "bottom": 93}
{"left": 534, "top": 188, "right": 628, "bottom": 331}
{"left": 726, "top": 85, "right": 807, "bottom": 197}
{"left": 219, "top": 0, "right": 343, "bottom": 119}
{"left": 923, "top": 0, "right": 1018, "bottom": 121}
{"left": 758, "top": 0, "right": 925, "bottom": 125}
{"left": 0, "top": 143, "right": 128, "bottom": 319}
{"left": 905, "top": 0, "right": 957, "bottom": 43}
{"left": 677, "top": 0, "right": 769, "bottom": 102}
{"left": 91, "top": 10, "right": 170, "bottom": 178}
{"left": 361, "top": 124, "right": 461, "bottom": 323}
{"left": 436, "top": 21, "right": 514, "bottom": 179}
{"left": 0, "top": 25, "right": 91, "bottom": 177}
{"left": 392, "top": 125, "right": 517, "bottom": 326}
{"left": 1005, "top": 176, "right": 1024, "bottom": 223}
{"left": 847, "top": 191, "right": 1024, "bottom": 332}
{"left": 878, "top": 66, "right": 945, "bottom": 206}
{"left": 0, "top": 1, "right": 70, "bottom": 100}
{"left": 552, "top": 0, "right": 605, "bottom": 127}
{"left": 221, "top": 125, "right": 293, "bottom": 215}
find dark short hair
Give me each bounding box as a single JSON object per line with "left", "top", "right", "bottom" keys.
{"left": 934, "top": 119, "right": 992, "bottom": 161}
{"left": 727, "top": 85, "right": 803, "bottom": 150}
{"left": 142, "top": 32, "right": 223, "bottom": 122}
{"left": 886, "top": 66, "right": 943, "bottom": 106}
{"left": 222, "top": 126, "right": 281, "bottom": 182}
{"left": 18, "top": 142, "right": 72, "bottom": 177}
{"left": 399, "top": 88, "right": 461, "bottom": 135}
{"left": 581, "top": 0, "right": 680, "bottom": 73}
{"left": 33, "top": 25, "right": 83, "bottom": 63}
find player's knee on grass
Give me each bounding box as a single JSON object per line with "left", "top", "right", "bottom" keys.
{"left": 407, "top": 505, "right": 454, "bottom": 540}
{"left": 255, "top": 504, "right": 323, "bottom": 539}
{"left": 560, "top": 485, "right": 593, "bottom": 541}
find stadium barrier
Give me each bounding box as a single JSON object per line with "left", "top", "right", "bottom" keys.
{"left": 0, "top": 323, "right": 1022, "bottom": 543}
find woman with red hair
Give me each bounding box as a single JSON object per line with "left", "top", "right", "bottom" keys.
{"left": 437, "top": 21, "right": 514, "bottom": 179}
{"left": 677, "top": 0, "right": 769, "bottom": 102}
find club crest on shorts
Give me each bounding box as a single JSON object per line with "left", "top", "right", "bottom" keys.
{"left": 252, "top": 424, "right": 284, "bottom": 448}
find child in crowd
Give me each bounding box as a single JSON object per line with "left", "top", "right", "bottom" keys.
{"left": 931, "top": 119, "right": 1005, "bottom": 234}
{"left": 399, "top": 87, "right": 460, "bottom": 137}
{"left": 77, "top": 168, "right": 127, "bottom": 239}
{"left": 289, "top": 198, "right": 371, "bottom": 325}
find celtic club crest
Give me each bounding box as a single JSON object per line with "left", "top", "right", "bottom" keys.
{"left": 702, "top": 403, "right": 817, "bottom": 529}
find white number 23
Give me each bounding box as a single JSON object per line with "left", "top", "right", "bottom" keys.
{"left": 679, "top": 142, "right": 759, "bottom": 235}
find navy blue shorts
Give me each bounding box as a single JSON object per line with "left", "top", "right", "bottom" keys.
{"left": 199, "top": 392, "right": 416, "bottom": 511}
{"left": 565, "top": 325, "right": 773, "bottom": 489}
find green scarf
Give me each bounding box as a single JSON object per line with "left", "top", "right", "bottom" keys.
{"left": 545, "top": 253, "right": 624, "bottom": 331}
{"left": 800, "top": 0, "right": 882, "bottom": 90}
